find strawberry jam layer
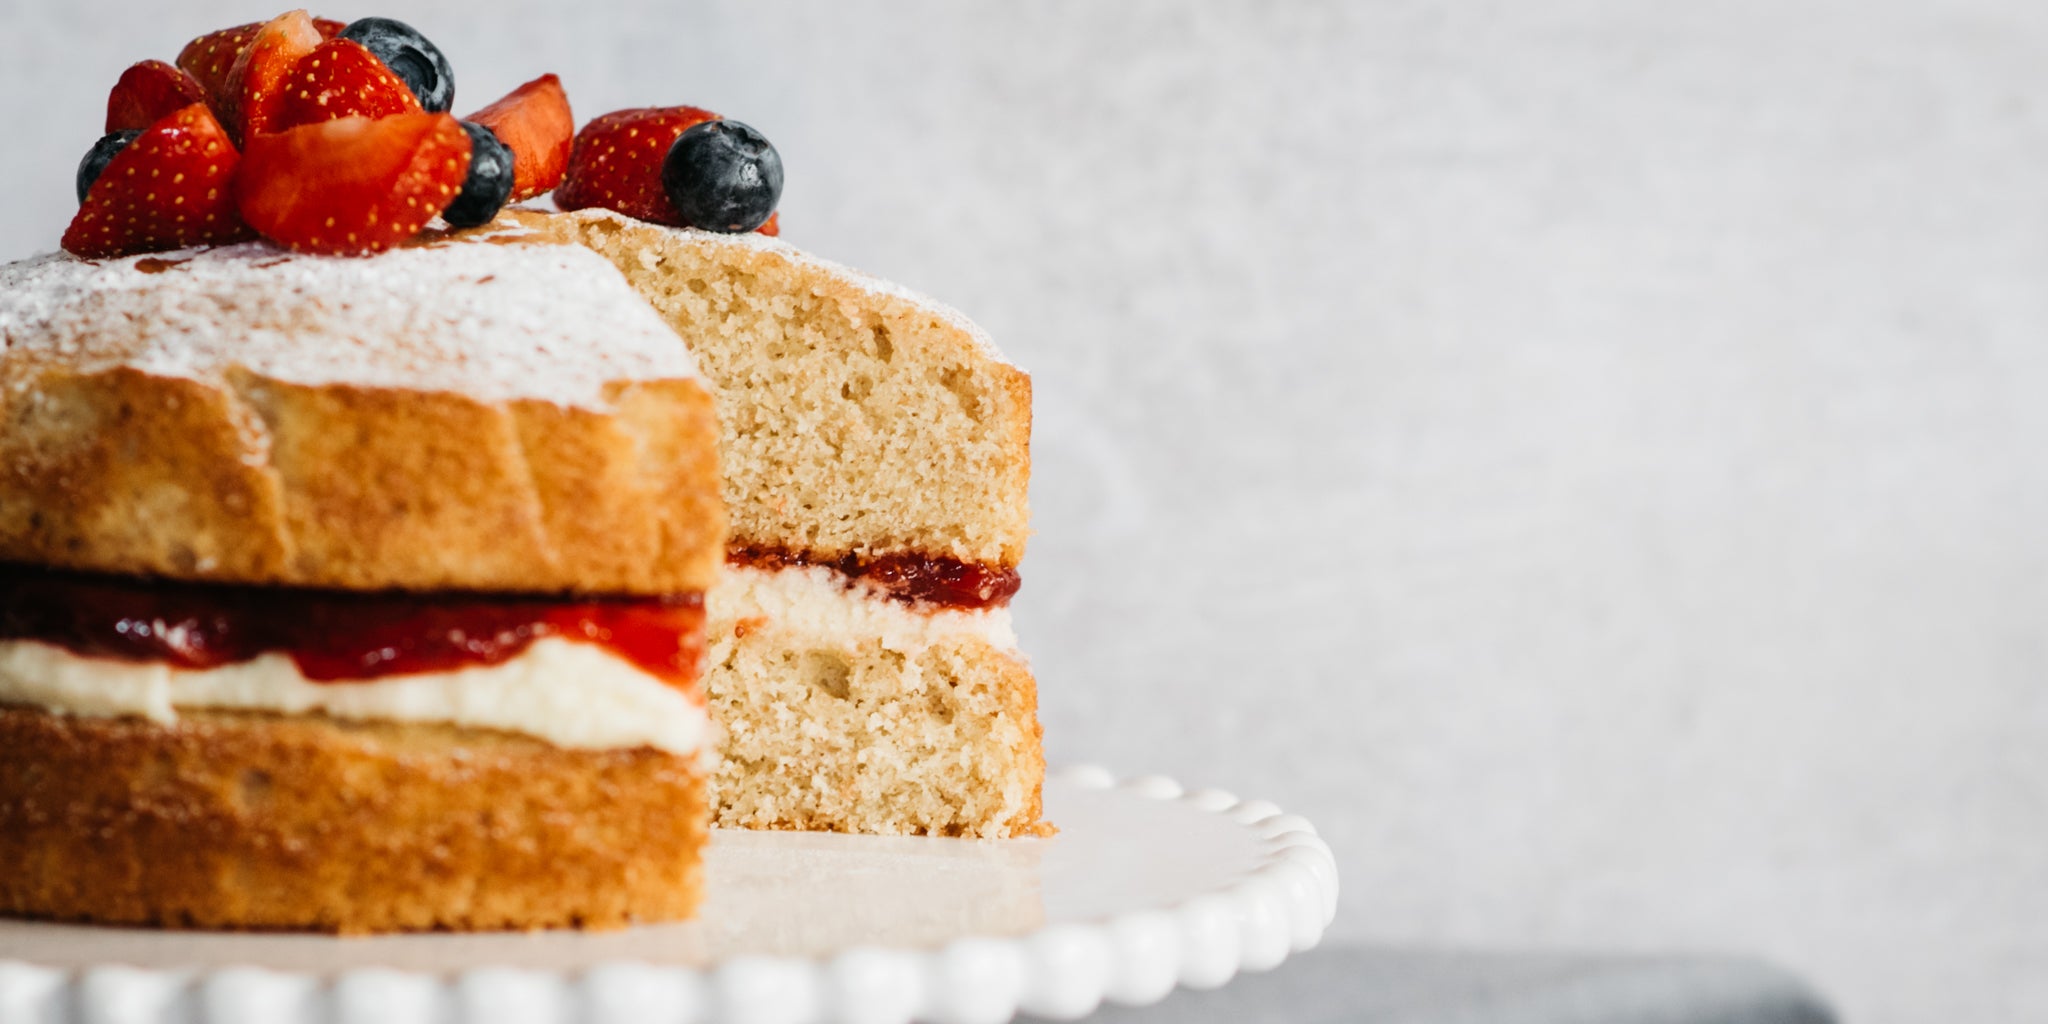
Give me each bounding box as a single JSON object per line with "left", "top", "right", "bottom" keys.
{"left": 727, "top": 544, "right": 1020, "bottom": 610}
{"left": 0, "top": 563, "right": 704, "bottom": 688}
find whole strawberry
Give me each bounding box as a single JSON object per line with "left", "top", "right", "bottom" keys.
{"left": 555, "top": 106, "right": 718, "bottom": 225}
{"left": 178, "top": 22, "right": 262, "bottom": 112}
{"left": 63, "top": 104, "right": 253, "bottom": 258}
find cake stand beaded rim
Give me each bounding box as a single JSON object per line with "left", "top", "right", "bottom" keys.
{"left": 0, "top": 764, "right": 1340, "bottom": 1024}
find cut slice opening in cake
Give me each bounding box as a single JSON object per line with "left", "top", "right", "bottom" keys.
{"left": 708, "top": 561, "right": 1040, "bottom": 837}
{"left": 518, "top": 208, "right": 1048, "bottom": 838}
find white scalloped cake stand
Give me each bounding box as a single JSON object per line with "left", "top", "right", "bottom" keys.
{"left": 0, "top": 765, "right": 1337, "bottom": 1024}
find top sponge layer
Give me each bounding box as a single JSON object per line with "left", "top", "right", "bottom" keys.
{"left": 0, "top": 228, "right": 699, "bottom": 410}
{"left": 523, "top": 209, "right": 1032, "bottom": 568}
{"left": 0, "top": 230, "right": 724, "bottom": 594}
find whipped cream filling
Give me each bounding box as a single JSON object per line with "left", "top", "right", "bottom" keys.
{"left": 0, "top": 637, "right": 712, "bottom": 757}
{"left": 709, "top": 562, "right": 1019, "bottom": 654}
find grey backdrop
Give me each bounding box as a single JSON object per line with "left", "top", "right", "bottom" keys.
{"left": 3, "top": 1, "right": 2039, "bottom": 1020}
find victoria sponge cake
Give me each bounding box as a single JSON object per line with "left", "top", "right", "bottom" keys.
{"left": 0, "top": 234, "right": 725, "bottom": 932}
{"left": 6, "top": 7, "right": 1053, "bottom": 939}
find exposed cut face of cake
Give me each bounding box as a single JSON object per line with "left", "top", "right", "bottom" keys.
{"left": 0, "top": 236, "right": 726, "bottom": 932}
{"left": 519, "top": 209, "right": 1046, "bottom": 838}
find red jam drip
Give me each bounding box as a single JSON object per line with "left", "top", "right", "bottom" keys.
{"left": 0, "top": 563, "right": 705, "bottom": 688}
{"left": 726, "top": 545, "right": 1021, "bottom": 610}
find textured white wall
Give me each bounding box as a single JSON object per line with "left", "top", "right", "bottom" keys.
{"left": 5, "top": 1, "right": 2043, "bottom": 1019}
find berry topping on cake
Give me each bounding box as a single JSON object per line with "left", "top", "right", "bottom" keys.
{"left": 58, "top": 14, "right": 791, "bottom": 255}
{"left": 222, "top": 10, "right": 325, "bottom": 142}
{"left": 62, "top": 104, "right": 252, "bottom": 258}
{"left": 443, "top": 122, "right": 514, "bottom": 228}
{"left": 177, "top": 22, "right": 265, "bottom": 114}
{"left": 465, "top": 74, "right": 573, "bottom": 200}
{"left": 236, "top": 111, "right": 470, "bottom": 255}
{"left": 277, "top": 37, "right": 422, "bottom": 129}
{"left": 661, "top": 120, "right": 783, "bottom": 233}
{"left": 73, "top": 130, "right": 141, "bottom": 203}
{"left": 105, "top": 61, "right": 208, "bottom": 133}
{"left": 177, "top": 17, "right": 343, "bottom": 119}
{"left": 558, "top": 107, "right": 783, "bottom": 234}
{"left": 181, "top": 25, "right": 253, "bottom": 89}
{"left": 337, "top": 17, "right": 455, "bottom": 114}
{"left": 556, "top": 106, "right": 716, "bottom": 224}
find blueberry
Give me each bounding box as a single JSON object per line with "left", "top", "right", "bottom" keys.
{"left": 338, "top": 17, "right": 454, "bottom": 113}
{"left": 75, "top": 130, "right": 142, "bottom": 203}
{"left": 443, "top": 122, "right": 514, "bottom": 228}
{"left": 661, "top": 120, "right": 782, "bottom": 233}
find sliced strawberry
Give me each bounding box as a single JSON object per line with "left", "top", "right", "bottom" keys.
{"left": 221, "top": 10, "right": 324, "bottom": 142}
{"left": 277, "top": 38, "right": 422, "bottom": 129}
{"left": 465, "top": 74, "right": 574, "bottom": 201}
{"left": 106, "top": 60, "right": 208, "bottom": 133}
{"left": 237, "top": 112, "right": 472, "bottom": 256}
{"left": 63, "top": 104, "right": 253, "bottom": 259}
{"left": 555, "top": 105, "right": 718, "bottom": 225}
{"left": 755, "top": 211, "right": 779, "bottom": 237}
{"left": 178, "top": 15, "right": 343, "bottom": 116}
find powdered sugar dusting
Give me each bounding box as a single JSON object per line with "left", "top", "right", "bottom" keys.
{"left": 0, "top": 236, "right": 699, "bottom": 408}
{"left": 564, "top": 208, "right": 1015, "bottom": 368}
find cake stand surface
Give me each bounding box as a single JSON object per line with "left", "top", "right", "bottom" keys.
{"left": 0, "top": 765, "right": 1337, "bottom": 1024}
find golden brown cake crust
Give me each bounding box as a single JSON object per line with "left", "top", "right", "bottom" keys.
{"left": 0, "top": 706, "right": 708, "bottom": 933}
{"left": 0, "top": 364, "right": 725, "bottom": 594}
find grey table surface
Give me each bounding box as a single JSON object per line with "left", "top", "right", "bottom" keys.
{"left": 1037, "top": 945, "right": 1836, "bottom": 1024}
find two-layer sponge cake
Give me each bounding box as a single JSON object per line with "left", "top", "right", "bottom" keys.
{"left": 0, "top": 235, "right": 725, "bottom": 932}
{"left": 521, "top": 209, "right": 1046, "bottom": 838}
